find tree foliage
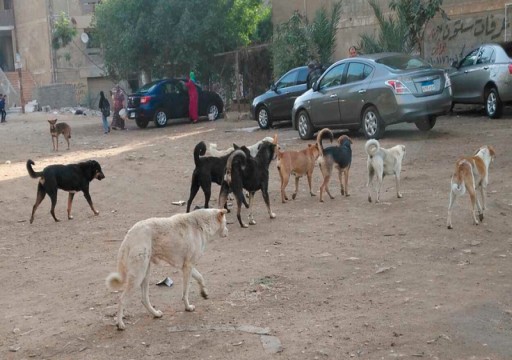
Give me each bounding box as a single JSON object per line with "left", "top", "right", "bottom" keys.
{"left": 360, "top": 0, "right": 447, "bottom": 56}
{"left": 52, "top": 12, "right": 77, "bottom": 50}
{"left": 93, "top": 0, "right": 270, "bottom": 82}
{"left": 272, "top": 1, "right": 342, "bottom": 77}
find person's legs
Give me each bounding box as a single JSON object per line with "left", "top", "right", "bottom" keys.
{"left": 102, "top": 114, "right": 109, "bottom": 133}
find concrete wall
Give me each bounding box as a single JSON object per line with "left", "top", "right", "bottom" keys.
{"left": 272, "top": 0, "right": 511, "bottom": 66}
{"left": 32, "top": 83, "right": 76, "bottom": 108}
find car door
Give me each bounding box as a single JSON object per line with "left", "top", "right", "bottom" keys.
{"left": 309, "top": 63, "right": 346, "bottom": 127}
{"left": 169, "top": 80, "right": 188, "bottom": 118}
{"left": 269, "top": 68, "right": 307, "bottom": 120}
{"left": 468, "top": 46, "right": 495, "bottom": 102}
{"left": 450, "top": 48, "right": 479, "bottom": 102}
{"left": 337, "top": 62, "right": 373, "bottom": 125}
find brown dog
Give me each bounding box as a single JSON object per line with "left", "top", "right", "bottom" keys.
{"left": 48, "top": 119, "right": 71, "bottom": 151}
{"left": 276, "top": 143, "right": 320, "bottom": 203}
{"left": 447, "top": 145, "right": 496, "bottom": 229}
{"left": 316, "top": 128, "right": 353, "bottom": 202}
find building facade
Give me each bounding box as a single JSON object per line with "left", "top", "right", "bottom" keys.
{"left": 272, "top": 0, "right": 511, "bottom": 66}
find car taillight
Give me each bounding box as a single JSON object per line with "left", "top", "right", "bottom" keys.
{"left": 385, "top": 80, "right": 411, "bottom": 94}
{"left": 508, "top": 64, "right": 512, "bottom": 74}
{"left": 444, "top": 72, "right": 451, "bottom": 88}
{"left": 140, "top": 96, "right": 151, "bottom": 104}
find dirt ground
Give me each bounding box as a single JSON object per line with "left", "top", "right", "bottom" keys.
{"left": 0, "top": 108, "right": 511, "bottom": 360}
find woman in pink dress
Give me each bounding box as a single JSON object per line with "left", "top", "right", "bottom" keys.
{"left": 185, "top": 71, "right": 198, "bottom": 123}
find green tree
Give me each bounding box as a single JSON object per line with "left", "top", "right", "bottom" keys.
{"left": 52, "top": 12, "right": 77, "bottom": 50}
{"left": 311, "top": 1, "right": 342, "bottom": 66}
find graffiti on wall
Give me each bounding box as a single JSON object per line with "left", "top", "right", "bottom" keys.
{"left": 72, "top": 82, "right": 86, "bottom": 105}
{"left": 424, "top": 13, "right": 510, "bottom": 67}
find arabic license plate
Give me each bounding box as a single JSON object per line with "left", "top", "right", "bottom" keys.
{"left": 129, "top": 112, "right": 136, "bottom": 119}
{"left": 421, "top": 81, "right": 435, "bottom": 92}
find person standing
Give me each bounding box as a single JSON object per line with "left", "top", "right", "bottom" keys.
{"left": 98, "top": 91, "right": 110, "bottom": 134}
{"left": 185, "top": 71, "right": 199, "bottom": 123}
{"left": 306, "top": 61, "right": 323, "bottom": 89}
{"left": 111, "top": 85, "right": 126, "bottom": 130}
{"left": 0, "top": 94, "right": 5, "bottom": 123}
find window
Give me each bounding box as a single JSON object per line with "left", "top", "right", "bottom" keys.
{"left": 476, "top": 47, "right": 494, "bottom": 64}
{"left": 377, "top": 54, "right": 430, "bottom": 70}
{"left": 276, "top": 70, "right": 298, "bottom": 89}
{"left": 297, "top": 68, "right": 309, "bottom": 84}
{"left": 345, "top": 63, "right": 368, "bottom": 84}
{"left": 319, "top": 64, "right": 345, "bottom": 90}
{"left": 459, "top": 48, "right": 479, "bottom": 68}
{"left": 4, "top": 0, "right": 12, "bottom": 10}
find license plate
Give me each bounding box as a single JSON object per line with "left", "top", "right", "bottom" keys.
{"left": 421, "top": 81, "right": 435, "bottom": 92}
{"left": 129, "top": 112, "right": 136, "bottom": 118}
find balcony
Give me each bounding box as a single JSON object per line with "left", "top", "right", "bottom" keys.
{"left": 0, "top": 9, "right": 14, "bottom": 27}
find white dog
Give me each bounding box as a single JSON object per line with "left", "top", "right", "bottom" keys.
{"left": 206, "top": 136, "right": 274, "bottom": 157}
{"left": 447, "top": 145, "right": 496, "bottom": 229}
{"left": 106, "top": 208, "right": 228, "bottom": 330}
{"left": 365, "top": 139, "right": 406, "bottom": 203}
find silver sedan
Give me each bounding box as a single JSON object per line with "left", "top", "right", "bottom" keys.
{"left": 292, "top": 53, "right": 453, "bottom": 139}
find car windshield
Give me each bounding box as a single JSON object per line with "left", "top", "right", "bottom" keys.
{"left": 376, "top": 55, "right": 431, "bottom": 70}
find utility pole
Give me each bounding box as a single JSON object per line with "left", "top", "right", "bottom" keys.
{"left": 11, "top": 4, "right": 25, "bottom": 113}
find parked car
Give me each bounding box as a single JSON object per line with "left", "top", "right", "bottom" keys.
{"left": 251, "top": 66, "right": 309, "bottom": 129}
{"left": 448, "top": 42, "right": 512, "bottom": 119}
{"left": 292, "top": 53, "right": 453, "bottom": 139}
{"left": 127, "top": 78, "right": 224, "bottom": 129}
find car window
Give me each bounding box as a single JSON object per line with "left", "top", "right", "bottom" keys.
{"left": 476, "top": 47, "right": 494, "bottom": 64}
{"left": 344, "top": 62, "right": 370, "bottom": 84}
{"left": 459, "top": 48, "right": 479, "bottom": 67}
{"left": 162, "top": 82, "right": 177, "bottom": 94}
{"left": 276, "top": 70, "right": 298, "bottom": 89}
{"left": 297, "top": 68, "right": 309, "bottom": 84}
{"left": 376, "top": 55, "right": 431, "bottom": 70}
{"left": 319, "top": 63, "right": 345, "bottom": 90}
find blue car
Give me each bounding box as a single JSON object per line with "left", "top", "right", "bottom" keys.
{"left": 127, "top": 78, "right": 224, "bottom": 129}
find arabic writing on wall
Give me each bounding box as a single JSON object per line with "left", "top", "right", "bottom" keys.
{"left": 424, "top": 13, "right": 509, "bottom": 67}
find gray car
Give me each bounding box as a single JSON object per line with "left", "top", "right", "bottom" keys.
{"left": 448, "top": 42, "right": 512, "bottom": 118}
{"left": 292, "top": 53, "right": 453, "bottom": 139}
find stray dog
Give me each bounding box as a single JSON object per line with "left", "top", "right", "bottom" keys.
{"left": 186, "top": 141, "right": 241, "bottom": 212}
{"left": 219, "top": 135, "right": 277, "bottom": 228}
{"left": 447, "top": 145, "right": 496, "bottom": 229}
{"left": 26, "top": 159, "right": 105, "bottom": 223}
{"left": 48, "top": 119, "right": 71, "bottom": 151}
{"left": 316, "top": 128, "right": 353, "bottom": 202}
{"left": 106, "top": 208, "right": 228, "bottom": 330}
{"left": 206, "top": 136, "right": 274, "bottom": 157}
{"left": 276, "top": 142, "right": 320, "bottom": 203}
{"left": 365, "top": 139, "right": 406, "bottom": 203}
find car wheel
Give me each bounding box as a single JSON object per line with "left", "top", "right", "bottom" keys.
{"left": 361, "top": 106, "right": 385, "bottom": 139}
{"left": 154, "top": 109, "right": 168, "bottom": 127}
{"left": 257, "top": 106, "right": 272, "bottom": 129}
{"left": 135, "top": 118, "right": 149, "bottom": 129}
{"left": 207, "top": 103, "right": 220, "bottom": 120}
{"left": 485, "top": 88, "right": 503, "bottom": 119}
{"left": 415, "top": 116, "right": 437, "bottom": 131}
{"left": 297, "top": 110, "right": 315, "bottom": 140}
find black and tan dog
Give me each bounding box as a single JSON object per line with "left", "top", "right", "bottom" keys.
{"left": 48, "top": 119, "right": 72, "bottom": 151}
{"left": 186, "top": 141, "right": 238, "bottom": 213}
{"left": 316, "top": 128, "right": 353, "bottom": 202}
{"left": 219, "top": 135, "right": 278, "bottom": 228}
{"left": 26, "top": 159, "right": 105, "bottom": 223}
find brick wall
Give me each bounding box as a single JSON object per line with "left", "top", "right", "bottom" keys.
{"left": 5, "top": 70, "right": 36, "bottom": 104}
{"left": 32, "top": 83, "right": 77, "bottom": 109}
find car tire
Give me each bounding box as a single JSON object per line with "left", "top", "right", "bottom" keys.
{"left": 135, "top": 118, "right": 149, "bottom": 129}
{"left": 297, "top": 110, "right": 315, "bottom": 140}
{"left": 415, "top": 116, "right": 437, "bottom": 131}
{"left": 256, "top": 106, "right": 272, "bottom": 129}
{"left": 207, "top": 103, "right": 220, "bottom": 120}
{"left": 361, "top": 106, "right": 385, "bottom": 139}
{"left": 485, "top": 88, "right": 503, "bottom": 119}
{"left": 154, "top": 109, "right": 168, "bottom": 127}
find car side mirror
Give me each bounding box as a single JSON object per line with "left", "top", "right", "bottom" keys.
{"left": 270, "top": 83, "right": 276, "bottom": 91}
{"left": 312, "top": 81, "right": 319, "bottom": 92}
{"left": 451, "top": 60, "right": 458, "bottom": 68}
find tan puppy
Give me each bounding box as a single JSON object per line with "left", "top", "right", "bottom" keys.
{"left": 447, "top": 145, "right": 496, "bottom": 229}
{"left": 48, "top": 119, "right": 71, "bottom": 151}
{"left": 106, "top": 208, "right": 228, "bottom": 330}
{"left": 365, "top": 139, "right": 406, "bottom": 203}
{"left": 276, "top": 142, "right": 320, "bottom": 203}
{"left": 316, "top": 128, "right": 353, "bottom": 202}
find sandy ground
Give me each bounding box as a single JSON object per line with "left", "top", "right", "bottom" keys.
{"left": 0, "top": 109, "right": 511, "bottom": 360}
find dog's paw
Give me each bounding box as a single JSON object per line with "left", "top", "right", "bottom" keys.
{"left": 479, "top": 213, "right": 484, "bottom": 221}
{"left": 368, "top": 196, "right": 372, "bottom": 203}
{"left": 270, "top": 212, "right": 276, "bottom": 219}
{"left": 154, "top": 310, "right": 163, "bottom": 318}
{"left": 447, "top": 225, "right": 453, "bottom": 230}
{"left": 397, "top": 193, "right": 403, "bottom": 198}
{"left": 185, "top": 304, "right": 196, "bottom": 312}
{"left": 201, "top": 289, "right": 209, "bottom": 299}
{"left": 292, "top": 193, "right": 297, "bottom": 200}
{"left": 241, "top": 223, "right": 249, "bottom": 228}
{"left": 116, "top": 322, "right": 126, "bottom": 331}
{"left": 345, "top": 193, "right": 350, "bottom": 197}
{"left": 310, "top": 192, "right": 316, "bottom": 197}
{"left": 68, "top": 215, "right": 74, "bottom": 220}
{"left": 249, "top": 219, "right": 257, "bottom": 225}
{"left": 94, "top": 210, "right": 100, "bottom": 215}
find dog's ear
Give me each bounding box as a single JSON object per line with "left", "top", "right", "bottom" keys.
{"left": 488, "top": 145, "right": 496, "bottom": 158}
{"left": 233, "top": 143, "right": 240, "bottom": 150}
{"left": 217, "top": 209, "right": 227, "bottom": 223}
{"left": 272, "top": 134, "right": 278, "bottom": 145}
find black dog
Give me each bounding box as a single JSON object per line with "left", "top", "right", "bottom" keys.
{"left": 219, "top": 136, "right": 277, "bottom": 228}
{"left": 26, "top": 159, "right": 105, "bottom": 223}
{"left": 186, "top": 141, "right": 238, "bottom": 213}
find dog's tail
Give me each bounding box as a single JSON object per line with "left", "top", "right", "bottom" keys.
{"left": 451, "top": 159, "right": 470, "bottom": 196}
{"left": 105, "top": 244, "right": 130, "bottom": 291}
{"left": 224, "top": 149, "right": 246, "bottom": 184}
{"left": 26, "top": 160, "right": 43, "bottom": 178}
{"left": 365, "top": 139, "right": 380, "bottom": 158}
{"left": 106, "top": 272, "right": 124, "bottom": 291}
{"left": 193, "top": 141, "right": 207, "bottom": 166}
{"left": 316, "top": 128, "right": 333, "bottom": 157}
